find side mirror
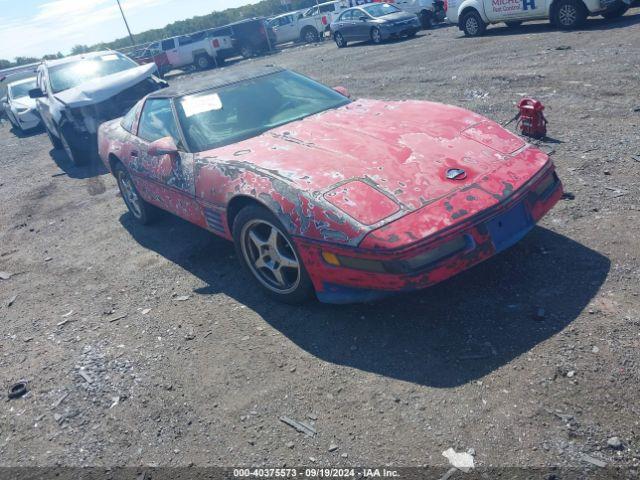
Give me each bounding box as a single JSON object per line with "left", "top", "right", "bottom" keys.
{"left": 148, "top": 136, "right": 179, "bottom": 157}
{"left": 29, "top": 88, "right": 45, "bottom": 99}
{"left": 333, "top": 86, "right": 351, "bottom": 98}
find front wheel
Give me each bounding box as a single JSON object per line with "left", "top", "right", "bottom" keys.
{"left": 371, "top": 27, "right": 383, "bottom": 44}
{"left": 552, "top": 0, "right": 586, "bottom": 29}
{"left": 114, "top": 163, "right": 159, "bottom": 225}
{"left": 461, "top": 10, "right": 487, "bottom": 36}
{"left": 240, "top": 45, "right": 254, "bottom": 59}
{"left": 60, "top": 128, "right": 88, "bottom": 166}
{"left": 334, "top": 32, "right": 347, "bottom": 48}
{"left": 233, "top": 206, "right": 314, "bottom": 304}
{"left": 601, "top": 1, "right": 629, "bottom": 18}
{"left": 45, "top": 124, "right": 63, "bottom": 149}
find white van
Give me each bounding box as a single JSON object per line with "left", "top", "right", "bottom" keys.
{"left": 447, "top": 0, "right": 630, "bottom": 35}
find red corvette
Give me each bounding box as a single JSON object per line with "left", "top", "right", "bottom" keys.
{"left": 98, "top": 66, "right": 563, "bottom": 304}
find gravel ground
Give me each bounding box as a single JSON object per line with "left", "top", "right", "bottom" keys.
{"left": 1, "top": 10, "right": 639, "bottom": 476}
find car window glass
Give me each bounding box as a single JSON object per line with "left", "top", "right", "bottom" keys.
{"left": 137, "top": 98, "right": 180, "bottom": 143}
{"left": 340, "top": 10, "right": 352, "bottom": 21}
{"left": 121, "top": 100, "right": 143, "bottom": 133}
{"left": 161, "top": 39, "right": 175, "bottom": 51}
{"left": 320, "top": 3, "right": 335, "bottom": 13}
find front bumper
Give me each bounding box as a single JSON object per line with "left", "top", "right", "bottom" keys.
{"left": 295, "top": 170, "right": 563, "bottom": 304}
{"left": 15, "top": 109, "right": 41, "bottom": 130}
{"left": 380, "top": 20, "right": 421, "bottom": 38}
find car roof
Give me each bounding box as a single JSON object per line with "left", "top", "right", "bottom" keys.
{"left": 43, "top": 50, "right": 122, "bottom": 68}
{"left": 7, "top": 76, "right": 37, "bottom": 87}
{"left": 148, "top": 65, "right": 285, "bottom": 99}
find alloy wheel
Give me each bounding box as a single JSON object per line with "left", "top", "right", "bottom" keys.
{"left": 118, "top": 171, "right": 143, "bottom": 219}
{"left": 240, "top": 219, "right": 301, "bottom": 294}
{"left": 558, "top": 4, "right": 577, "bottom": 25}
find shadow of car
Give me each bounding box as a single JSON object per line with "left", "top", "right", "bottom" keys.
{"left": 119, "top": 211, "right": 609, "bottom": 388}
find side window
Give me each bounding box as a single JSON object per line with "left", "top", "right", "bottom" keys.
{"left": 320, "top": 3, "right": 335, "bottom": 13}
{"left": 137, "top": 99, "right": 180, "bottom": 143}
{"left": 161, "top": 38, "right": 175, "bottom": 51}
{"left": 121, "top": 100, "right": 143, "bottom": 133}
{"left": 340, "top": 10, "right": 352, "bottom": 21}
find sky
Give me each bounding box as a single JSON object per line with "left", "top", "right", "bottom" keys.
{"left": 0, "top": 0, "right": 256, "bottom": 60}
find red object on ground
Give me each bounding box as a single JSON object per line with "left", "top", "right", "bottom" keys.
{"left": 518, "top": 98, "right": 547, "bottom": 139}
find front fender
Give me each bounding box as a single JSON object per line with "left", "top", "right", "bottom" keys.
{"left": 449, "top": 0, "right": 488, "bottom": 23}
{"left": 194, "top": 158, "right": 367, "bottom": 246}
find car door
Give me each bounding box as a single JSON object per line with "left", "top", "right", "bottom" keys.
{"left": 275, "top": 15, "right": 298, "bottom": 43}
{"left": 36, "top": 68, "right": 56, "bottom": 135}
{"left": 352, "top": 8, "right": 372, "bottom": 39}
{"left": 484, "top": 0, "right": 544, "bottom": 20}
{"left": 129, "top": 97, "right": 200, "bottom": 221}
{"left": 336, "top": 10, "right": 355, "bottom": 39}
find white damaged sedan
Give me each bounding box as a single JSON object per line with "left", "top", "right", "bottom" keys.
{"left": 1, "top": 77, "right": 42, "bottom": 132}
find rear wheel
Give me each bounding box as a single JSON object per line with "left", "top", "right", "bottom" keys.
{"left": 233, "top": 206, "right": 314, "bottom": 304}
{"left": 240, "top": 44, "right": 254, "bottom": 58}
{"left": 601, "top": 1, "right": 629, "bottom": 18}
{"left": 301, "top": 27, "right": 319, "bottom": 43}
{"left": 114, "top": 163, "right": 159, "bottom": 225}
{"left": 553, "top": 0, "right": 586, "bottom": 29}
{"left": 461, "top": 10, "right": 487, "bottom": 36}
{"left": 420, "top": 10, "right": 434, "bottom": 29}
{"left": 334, "top": 32, "right": 347, "bottom": 48}
{"left": 195, "top": 54, "right": 212, "bottom": 70}
{"left": 371, "top": 27, "right": 382, "bottom": 44}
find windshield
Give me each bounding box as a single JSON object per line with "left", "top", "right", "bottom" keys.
{"left": 362, "top": 3, "right": 400, "bottom": 16}
{"left": 49, "top": 53, "right": 138, "bottom": 93}
{"left": 9, "top": 79, "right": 37, "bottom": 99}
{"left": 175, "top": 70, "right": 351, "bottom": 152}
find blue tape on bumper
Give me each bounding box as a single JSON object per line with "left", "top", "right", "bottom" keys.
{"left": 317, "top": 283, "right": 393, "bottom": 304}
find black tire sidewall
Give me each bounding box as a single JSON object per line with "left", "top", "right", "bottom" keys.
{"left": 232, "top": 205, "right": 314, "bottom": 304}
{"left": 114, "top": 163, "right": 154, "bottom": 225}
{"left": 196, "top": 55, "right": 210, "bottom": 70}
{"left": 462, "top": 11, "right": 486, "bottom": 36}
{"left": 371, "top": 27, "right": 382, "bottom": 43}
{"left": 335, "top": 32, "right": 346, "bottom": 48}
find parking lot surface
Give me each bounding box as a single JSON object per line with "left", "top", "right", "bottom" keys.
{"left": 1, "top": 11, "right": 639, "bottom": 473}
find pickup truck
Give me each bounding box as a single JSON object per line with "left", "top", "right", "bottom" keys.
{"left": 447, "top": 0, "right": 631, "bottom": 35}
{"left": 152, "top": 32, "right": 233, "bottom": 71}
{"left": 269, "top": 10, "right": 324, "bottom": 44}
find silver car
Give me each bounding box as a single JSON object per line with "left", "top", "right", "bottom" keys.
{"left": 330, "top": 3, "right": 421, "bottom": 48}
{"left": 1, "top": 77, "right": 42, "bottom": 132}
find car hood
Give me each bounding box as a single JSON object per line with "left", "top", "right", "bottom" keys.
{"left": 54, "top": 63, "right": 157, "bottom": 108}
{"left": 11, "top": 96, "right": 36, "bottom": 110}
{"left": 200, "top": 99, "right": 545, "bottom": 226}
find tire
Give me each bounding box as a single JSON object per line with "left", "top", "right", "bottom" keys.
{"left": 601, "top": 1, "right": 628, "bottom": 18}
{"left": 240, "top": 44, "right": 254, "bottom": 59}
{"left": 45, "top": 124, "right": 64, "bottom": 149}
{"left": 552, "top": 0, "right": 587, "bottom": 29}
{"left": 371, "top": 27, "right": 383, "bottom": 44}
{"left": 420, "top": 10, "right": 434, "bottom": 29}
{"left": 59, "top": 127, "right": 88, "bottom": 166}
{"left": 407, "top": 29, "right": 419, "bottom": 37}
{"left": 114, "top": 163, "right": 159, "bottom": 225}
{"left": 195, "top": 54, "right": 211, "bottom": 70}
{"left": 461, "top": 10, "right": 487, "bottom": 36}
{"left": 334, "top": 32, "right": 347, "bottom": 48}
{"left": 301, "top": 27, "right": 319, "bottom": 43}
{"left": 505, "top": 20, "right": 523, "bottom": 27}
{"left": 233, "top": 205, "right": 314, "bottom": 304}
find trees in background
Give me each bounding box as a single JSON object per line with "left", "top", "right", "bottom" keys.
{"left": 0, "top": 0, "right": 317, "bottom": 68}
